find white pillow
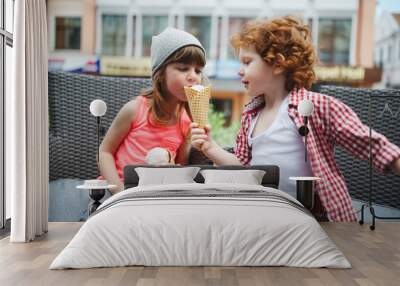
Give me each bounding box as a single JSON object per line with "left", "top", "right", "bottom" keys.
{"left": 135, "top": 167, "right": 200, "bottom": 186}
{"left": 200, "top": 169, "right": 266, "bottom": 185}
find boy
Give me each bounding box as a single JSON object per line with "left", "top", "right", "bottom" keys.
{"left": 190, "top": 16, "right": 400, "bottom": 222}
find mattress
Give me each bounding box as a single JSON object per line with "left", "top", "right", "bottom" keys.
{"left": 50, "top": 183, "right": 350, "bottom": 269}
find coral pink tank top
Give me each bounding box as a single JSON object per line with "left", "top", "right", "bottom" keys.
{"left": 114, "top": 96, "right": 191, "bottom": 179}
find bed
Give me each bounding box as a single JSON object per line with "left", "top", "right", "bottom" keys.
{"left": 50, "top": 165, "right": 350, "bottom": 269}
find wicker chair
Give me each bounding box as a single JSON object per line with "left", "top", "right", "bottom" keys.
{"left": 319, "top": 85, "right": 400, "bottom": 209}
{"left": 49, "top": 71, "right": 151, "bottom": 180}
{"left": 49, "top": 71, "right": 400, "bottom": 210}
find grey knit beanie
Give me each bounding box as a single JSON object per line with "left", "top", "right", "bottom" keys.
{"left": 151, "top": 27, "right": 205, "bottom": 76}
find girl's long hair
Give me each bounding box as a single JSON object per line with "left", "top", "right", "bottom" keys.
{"left": 142, "top": 45, "right": 206, "bottom": 125}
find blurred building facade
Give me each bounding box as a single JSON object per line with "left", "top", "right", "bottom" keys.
{"left": 374, "top": 11, "right": 400, "bottom": 89}
{"left": 46, "top": 0, "right": 380, "bottom": 123}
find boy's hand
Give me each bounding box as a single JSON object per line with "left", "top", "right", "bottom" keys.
{"left": 190, "top": 122, "right": 213, "bottom": 153}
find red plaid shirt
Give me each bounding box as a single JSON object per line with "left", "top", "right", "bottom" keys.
{"left": 235, "top": 88, "right": 400, "bottom": 222}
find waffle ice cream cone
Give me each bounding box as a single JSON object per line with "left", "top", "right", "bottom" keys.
{"left": 184, "top": 85, "right": 211, "bottom": 128}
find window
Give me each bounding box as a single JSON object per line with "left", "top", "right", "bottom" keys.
{"left": 142, "top": 15, "right": 168, "bottom": 56}
{"left": 318, "top": 18, "right": 351, "bottom": 65}
{"left": 397, "top": 40, "right": 400, "bottom": 59}
{"left": 227, "top": 17, "right": 251, "bottom": 59}
{"left": 380, "top": 47, "right": 384, "bottom": 68}
{"left": 308, "top": 18, "right": 313, "bottom": 35}
{"left": 4, "top": 0, "right": 13, "bottom": 33}
{"left": 101, "top": 15, "right": 127, "bottom": 56}
{"left": 1, "top": 0, "right": 14, "bottom": 232}
{"left": 185, "top": 16, "right": 211, "bottom": 55}
{"left": 211, "top": 98, "right": 233, "bottom": 126}
{"left": 55, "top": 17, "right": 81, "bottom": 50}
{"left": 131, "top": 15, "right": 136, "bottom": 56}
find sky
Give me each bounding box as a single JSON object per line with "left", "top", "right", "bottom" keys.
{"left": 377, "top": 0, "right": 400, "bottom": 13}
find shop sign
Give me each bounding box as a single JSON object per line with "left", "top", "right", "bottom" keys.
{"left": 100, "top": 56, "right": 151, "bottom": 76}
{"left": 315, "top": 66, "right": 365, "bottom": 82}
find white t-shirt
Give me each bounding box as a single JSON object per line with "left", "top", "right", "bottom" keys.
{"left": 249, "top": 96, "right": 313, "bottom": 198}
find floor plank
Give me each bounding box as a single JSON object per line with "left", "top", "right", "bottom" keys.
{"left": 0, "top": 222, "right": 399, "bottom": 286}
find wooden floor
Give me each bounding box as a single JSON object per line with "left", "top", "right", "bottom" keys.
{"left": 0, "top": 222, "right": 399, "bottom": 286}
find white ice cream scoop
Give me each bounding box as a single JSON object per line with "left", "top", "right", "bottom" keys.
{"left": 190, "top": 84, "right": 205, "bottom": 92}
{"left": 146, "top": 147, "right": 172, "bottom": 165}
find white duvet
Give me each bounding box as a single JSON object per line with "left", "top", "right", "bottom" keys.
{"left": 50, "top": 183, "right": 351, "bottom": 269}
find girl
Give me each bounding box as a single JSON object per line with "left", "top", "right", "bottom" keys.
{"left": 190, "top": 16, "right": 400, "bottom": 222}
{"left": 99, "top": 27, "right": 206, "bottom": 194}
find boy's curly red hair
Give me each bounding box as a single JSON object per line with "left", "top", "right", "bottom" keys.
{"left": 231, "top": 16, "right": 317, "bottom": 91}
